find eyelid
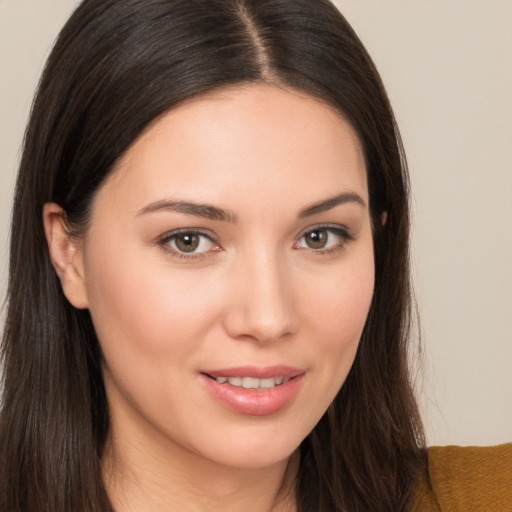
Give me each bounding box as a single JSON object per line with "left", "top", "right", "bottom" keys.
{"left": 157, "top": 228, "right": 221, "bottom": 259}
{"left": 297, "top": 223, "right": 353, "bottom": 240}
{"left": 294, "top": 224, "right": 354, "bottom": 252}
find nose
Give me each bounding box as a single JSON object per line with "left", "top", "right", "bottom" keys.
{"left": 222, "top": 250, "right": 298, "bottom": 343}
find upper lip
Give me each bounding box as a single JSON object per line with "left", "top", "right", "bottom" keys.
{"left": 202, "top": 365, "right": 305, "bottom": 379}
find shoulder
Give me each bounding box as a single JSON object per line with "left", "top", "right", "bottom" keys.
{"left": 412, "top": 443, "right": 512, "bottom": 511}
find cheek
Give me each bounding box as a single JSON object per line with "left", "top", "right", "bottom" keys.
{"left": 282, "top": 252, "right": 374, "bottom": 432}
{"left": 83, "top": 241, "right": 222, "bottom": 362}
{"left": 307, "top": 255, "right": 374, "bottom": 338}
{"left": 301, "top": 251, "right": 374, "bottom": 380}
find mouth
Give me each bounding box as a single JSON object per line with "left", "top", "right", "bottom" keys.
{"left": 204, "top": 374, "right": 290, "bottom": 389}
{"left": 200, "top": 366, "right": 305, "bottom": 415}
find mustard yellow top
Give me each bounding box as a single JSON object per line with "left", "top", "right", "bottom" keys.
{"left": 412, "top": 443, "right": 512, "bottom": 511}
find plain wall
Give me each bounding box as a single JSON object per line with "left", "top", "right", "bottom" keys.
{"left": 1, "top": 0, "right": 511, "bottom": 446}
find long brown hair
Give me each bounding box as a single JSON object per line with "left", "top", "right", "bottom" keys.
{"left": 0, "top": 1, "right": 425, "bottom": 510}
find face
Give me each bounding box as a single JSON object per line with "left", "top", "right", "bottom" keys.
{"left": 66, "top": 85, "right": 374, "bottom": 470}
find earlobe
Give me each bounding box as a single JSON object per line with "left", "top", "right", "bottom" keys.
{"left": 42, "top": 203, "right": 89, "bottom": 309}
{"left": 380, "top": 211, "right": 388, "bottom": 226}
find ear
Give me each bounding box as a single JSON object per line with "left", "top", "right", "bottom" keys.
{"left": 43, "top": 203, "right": 89, "bottom": 309}
{"left": 380, "top": 211, "right": 388, "bottom": 226}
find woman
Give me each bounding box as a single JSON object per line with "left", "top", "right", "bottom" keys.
{"left": 0, "top": 1, "right": 509, "bottom": 511}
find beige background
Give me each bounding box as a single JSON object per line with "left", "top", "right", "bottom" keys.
{"left": 1, "top": 1, "right": 511, "bottom": 446}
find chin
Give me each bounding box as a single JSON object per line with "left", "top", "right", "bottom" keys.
{"left": 186, "top": 419, "right": 309, "bottom": 470}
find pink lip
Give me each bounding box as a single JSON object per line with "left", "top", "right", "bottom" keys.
{"left": 204, "top": 365, "right": 304, "bottom": 379}
{"left": 200, "top": 365, "right": 305, "bottom": 416}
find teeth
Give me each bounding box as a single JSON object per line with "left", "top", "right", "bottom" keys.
{"left": 242, "top": 377, "right": 259, "bottom": 389}
{"left": 214, "top": 376, "right": 286, "bottom": 389}
{"left": 259, "top": 378, "right": 276, "bottom": 389}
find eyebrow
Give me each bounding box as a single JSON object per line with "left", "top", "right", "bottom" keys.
{"left": 137, "top": 191, "right": 365, "bottom": 223}
{"left": 137, "top": 199, "right": 239, "bottom": 223}
{"left": 298, "top": 191, "right": 366, "bottom": 217}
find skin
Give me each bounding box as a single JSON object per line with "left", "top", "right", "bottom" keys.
{"left": 44, "top": 84, "right": 375, "bottom": 512}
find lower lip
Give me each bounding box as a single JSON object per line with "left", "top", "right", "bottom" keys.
{"left": 201, "top": 374, "right": 304, "bottom": 416}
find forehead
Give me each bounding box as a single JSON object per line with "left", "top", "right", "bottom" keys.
{"left": 98, "top": 84, "right": 367, "bottom": 214}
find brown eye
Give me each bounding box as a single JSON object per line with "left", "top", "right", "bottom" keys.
{"left": 164, "top": 231, "right": 217, "bottom": 255}
{"left": 304, "top": 229, "right": 328, "bottom": 249}
{"left": 174, "top": 233, "right": 200, "bottom": 252}
{"left": 295, "top": 226, "right": 352, "bottom": 253}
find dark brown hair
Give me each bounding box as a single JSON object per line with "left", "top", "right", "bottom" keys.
{"left": 0, "top": 0, "right": 425, "bottom": 510}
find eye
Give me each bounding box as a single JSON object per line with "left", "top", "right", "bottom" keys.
{"left": 160, "top": 230, "right": 219, "bottom": 256}
{"left": 294, "top": 226, "right": 352, "bottom": 252}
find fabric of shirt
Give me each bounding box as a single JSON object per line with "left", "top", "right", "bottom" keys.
{"left": 412, "top": 443, "right": 512, "bottom": 511}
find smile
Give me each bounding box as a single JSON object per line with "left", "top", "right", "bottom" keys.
{"left": 201, "top": 366, "right": 305, "bottom": 415}
{"left": 209, "top": 376, "right": 289, "bottom": 389}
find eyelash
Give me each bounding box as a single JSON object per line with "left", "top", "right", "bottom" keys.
{"left": 157, "top": 225, "right": 354, "bottom": 261}
{"left": 295, "top": 225, "right": 354, "bottom": 255}
{"left": 158, "top": 229, "right": 220, "bottom": 260}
